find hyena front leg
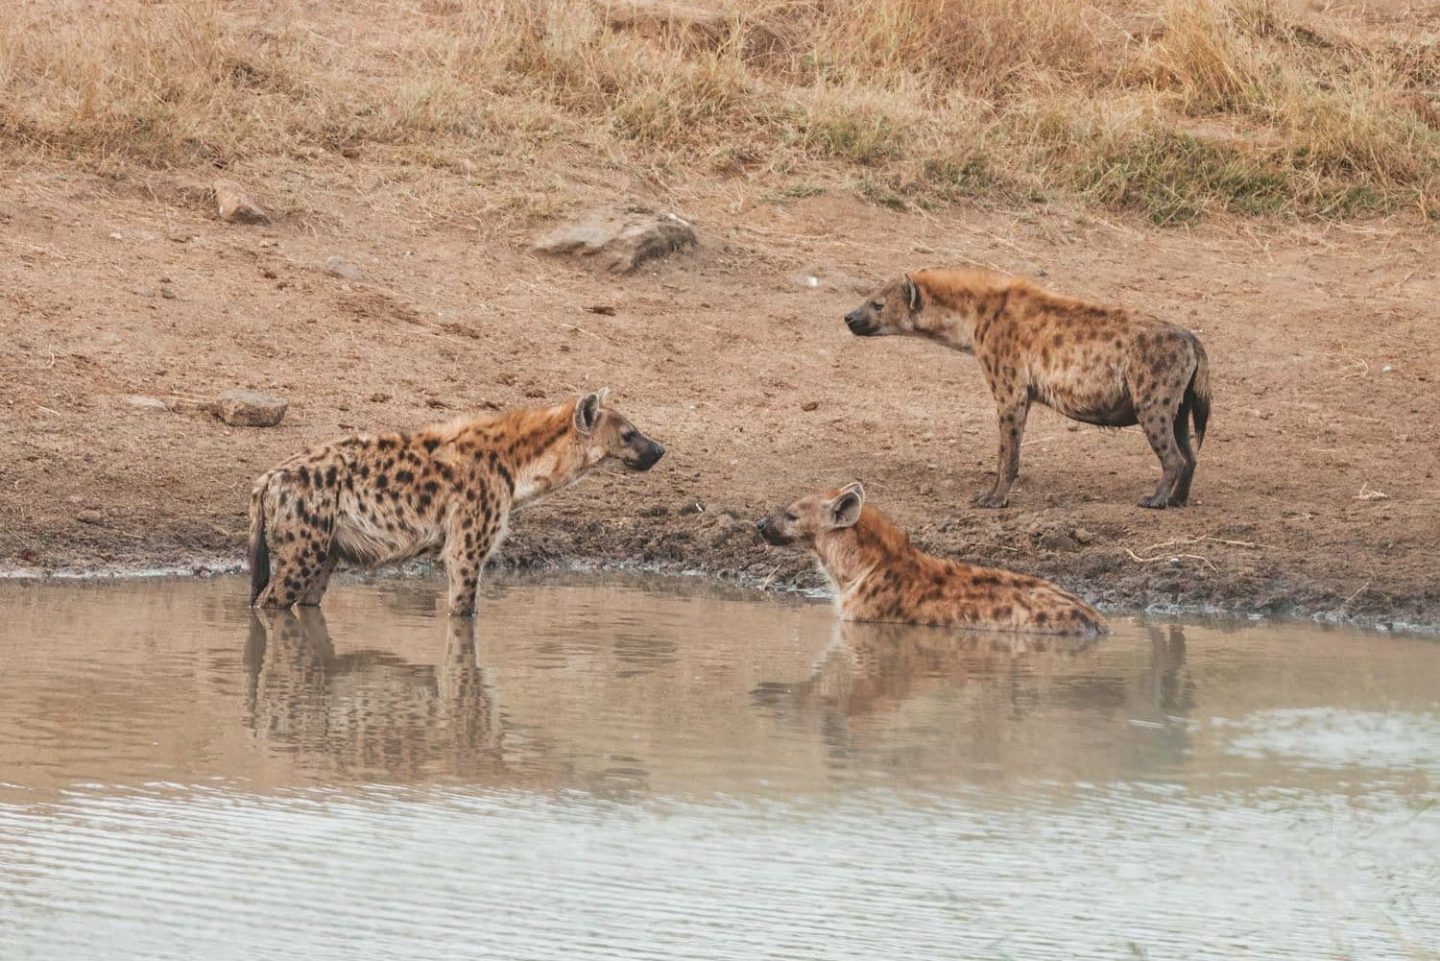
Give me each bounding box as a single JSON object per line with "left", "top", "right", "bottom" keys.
{"left": 443, "top": 510, "right": 502, "bottom": 617}
{"left": 974, "top": 392, "right": 1030, "bottom": 509}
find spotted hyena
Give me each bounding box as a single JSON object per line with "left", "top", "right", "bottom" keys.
{"left": 844, "top": 268, "right": 1212, "bottom": 509}
{"left": 248, "top": 390, "right": 665, "bottom": 616}
{"left": 756, "top": 483, "right": 1108, "bottom": 634}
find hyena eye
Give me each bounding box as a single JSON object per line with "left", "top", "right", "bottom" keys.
{"left": 870, "top": 300, "right": 883, "bottom": 310}
{"left": 620, "top": 428, "right": 636, "bottom": 442}
{"left": 784, "top": 511, "right": 798, "bottom": 522}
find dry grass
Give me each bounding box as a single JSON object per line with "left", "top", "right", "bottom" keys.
{"left": 2, "top": 0, "right": 1437, "bottom": 222}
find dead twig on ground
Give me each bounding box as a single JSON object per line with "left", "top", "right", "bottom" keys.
{"left": 2, "top": 345, "right": 58, "bottom": 371}
{"left": 1124, "top": 547, "right": 1219, "bottom": 573}
{"left": 1340, "top": 579, "right": 1372, "bottom": 609}
{"left": 559, "top": 323, "right": 606, "bottom": 342}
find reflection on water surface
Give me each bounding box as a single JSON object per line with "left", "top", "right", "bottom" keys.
{"left": 1, "top": 574, "right": 1436, "bottom": 960}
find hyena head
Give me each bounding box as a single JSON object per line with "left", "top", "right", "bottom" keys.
{"left": 756, "top": 482, "right": 865, "bottom": 548}
{"left": 573, "top": 389, "right": 666, "bottom": 472}
{"left": 844, "top": 274, "right": 923, "bottom": 337}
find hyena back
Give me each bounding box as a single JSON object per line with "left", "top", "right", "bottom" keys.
{"left": 248, "top": 390, "right": 664, "bottom": 616}
{"left": 844, "top": 267, "right": 1212, "bottom": 509}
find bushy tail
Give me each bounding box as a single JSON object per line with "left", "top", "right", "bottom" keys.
{"left": 248, "top": 484, "right": 270, "bottom": 605}
{"left": 1186, "top": 335, "right": 1212, "bottom": 450}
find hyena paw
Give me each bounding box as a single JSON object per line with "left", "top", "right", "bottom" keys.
{"left": 1137, "top": 494, "right": 1169, "bottom": 510}
{"left": 972, "top": 489, "right": 1010, "bottom": 509}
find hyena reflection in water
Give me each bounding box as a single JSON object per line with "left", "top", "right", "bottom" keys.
{"left": 244, "top": 609, "right": 502, "bottom": 779}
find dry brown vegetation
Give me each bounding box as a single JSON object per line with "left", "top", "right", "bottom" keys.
{"left": 3, "top": 0, "right": 1438, "bottom": 223}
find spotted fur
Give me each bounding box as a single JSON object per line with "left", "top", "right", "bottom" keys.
{"left": 844, "top": 267, "right": 1212, "bottom": 508}
{"left": 248, "top": 390, "right": 665, "bottom": 615}
{"left": 757, "top": 483, "right": 1108, "bottom": 635}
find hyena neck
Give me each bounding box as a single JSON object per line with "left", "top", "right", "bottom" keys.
{"left": 460, "top": 404, "right": 595, "bottom": 507}
{"left": 511, "top": 447, "right": 596, "bottom": 505}
{"left": 917, "top": 304, "right": 979, "bottom": 353}
{"left": 814, "top": 508, "right": 913, "bottom": 596}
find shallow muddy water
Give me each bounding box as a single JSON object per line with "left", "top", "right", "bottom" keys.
{"left": 0, "top": 575, "right": 1437, "bottom": 961}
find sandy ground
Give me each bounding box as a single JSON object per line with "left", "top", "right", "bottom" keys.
{"left": 1, "top": 161, "right": 1437, "bottom": 627}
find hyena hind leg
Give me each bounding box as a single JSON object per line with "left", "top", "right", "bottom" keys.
{"left": 259, "top": 527, "right": 336, "bottom": 608}
{"left": 1137, "top": 402, "right": 1190, "bottom": 510}
{"left": 299, "top": 550, "right": 340, "bottom": 607}
{"left": 1167, "top": 405, "right": 1198, "bottom": 507}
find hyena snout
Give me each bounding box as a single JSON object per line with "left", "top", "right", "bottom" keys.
{"left": 754, "top": 513, "right": 794, "bottom": 546}
{"left": 844, "top": 308, "right": 879, "bottom": 336}
{"left": 623, "top": 435, "right": 666, "bottom": 472}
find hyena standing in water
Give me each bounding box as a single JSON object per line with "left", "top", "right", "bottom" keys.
{"left": 844, "top": 267, "right": 1212, "bottom": 509}
{"left": 248, "top": 390, "right": 665, "bottom": 615}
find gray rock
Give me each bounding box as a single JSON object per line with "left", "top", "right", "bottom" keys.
{"left": 217, "top": 389, "right": 287, "bottom": 427}
{"left": 77, "top": 509, "right": 104, "bottom": 526}
{"left": 213, "top": 179, "right": 270, "bottom": 226}
{"left": 124, "top": 395, "right": 168, "bottom": 411}
{"left": 534, "top": 204, "right": 697, "bottom": 273}
{"left": 325, "top": 255, "right": 362, "bottom": 281}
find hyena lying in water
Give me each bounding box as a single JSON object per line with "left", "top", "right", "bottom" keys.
{"left": 844, "top": 268, "right": 1212, "bottom": 509}
{"left": 756, "top": 483, "right": 1107, "bottom": 635}
{"left": 249, "top": 390, "right": 664, "bottom": 616}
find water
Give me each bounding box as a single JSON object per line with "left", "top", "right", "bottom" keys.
{"left": 0, "top": 574, "right": 1436, "bottom": 961}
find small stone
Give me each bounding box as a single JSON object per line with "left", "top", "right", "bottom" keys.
{"left": 160, "top": 285, "right": 177, "bottom": 300}
{"left": 800, "top": 400, "right": 819, "bottom": 412}
{"left": 325, "top": 255, "right": 362, "bottom": 280}
{"left": 216, "top": 389, "right": 287, "bottom": 427}
{"left": 534, "top": 203, "right": 697, "bottom": 273}
{"left": 77, "top": 509, "right": 104, "bottom": 526}
{"left": 1037, "top": 528, "right": 1080, "bottom": 552}
{"left": 369, "top": 392, "right": 392, "bottom": 403}
{"left": 130, "top": 285, "right": 158, "bottom": 298}
{"left": 124, "top": 395, "right": 168, "bottom": 411}
{"left": 213, "top": 179, "right": 270, "bottom": 226}
{"left": 1072, "top": 527, "right": 1095, "bottom": 545}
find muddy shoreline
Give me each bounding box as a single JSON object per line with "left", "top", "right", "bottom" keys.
{"left": 4, "top": 516, "right": 1437, "bottom": 634}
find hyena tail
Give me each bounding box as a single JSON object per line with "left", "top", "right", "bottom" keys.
{"left": 1184, "top": 335, "right": 1212, "bottom": 450}
{"left": 248, "top": 484, "right": 271, "bottom": 605}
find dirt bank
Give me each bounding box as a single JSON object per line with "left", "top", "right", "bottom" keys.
{"left": 2, "top": 163, "right": 1438, "bottom": 627}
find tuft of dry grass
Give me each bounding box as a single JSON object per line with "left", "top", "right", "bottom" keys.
{"left": 2, "top": 0, "right": 1437, "bottom": 222}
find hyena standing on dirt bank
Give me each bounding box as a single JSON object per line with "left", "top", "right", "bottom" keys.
{"left": 756, "top": 482, "right": 1108, "bottom": 635}
{"left": 248, "top": 390, "right": 665, "bottom": 616}
{"left": 844, "top": 267, "right": 1212, "bottom": 509}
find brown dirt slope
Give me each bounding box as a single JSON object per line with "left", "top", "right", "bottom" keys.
{"left": 2, "top": 163, "right": 1437, "bottom": 627}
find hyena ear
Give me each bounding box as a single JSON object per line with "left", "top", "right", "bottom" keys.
{"left": 901, "top": 274, "right": 921, "bottom": 312}
{"left": 829, "top": 482, "right": 865, "bottom": 528}
{"left": 575, "top": 391, "right": 604, "bottom": 435}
